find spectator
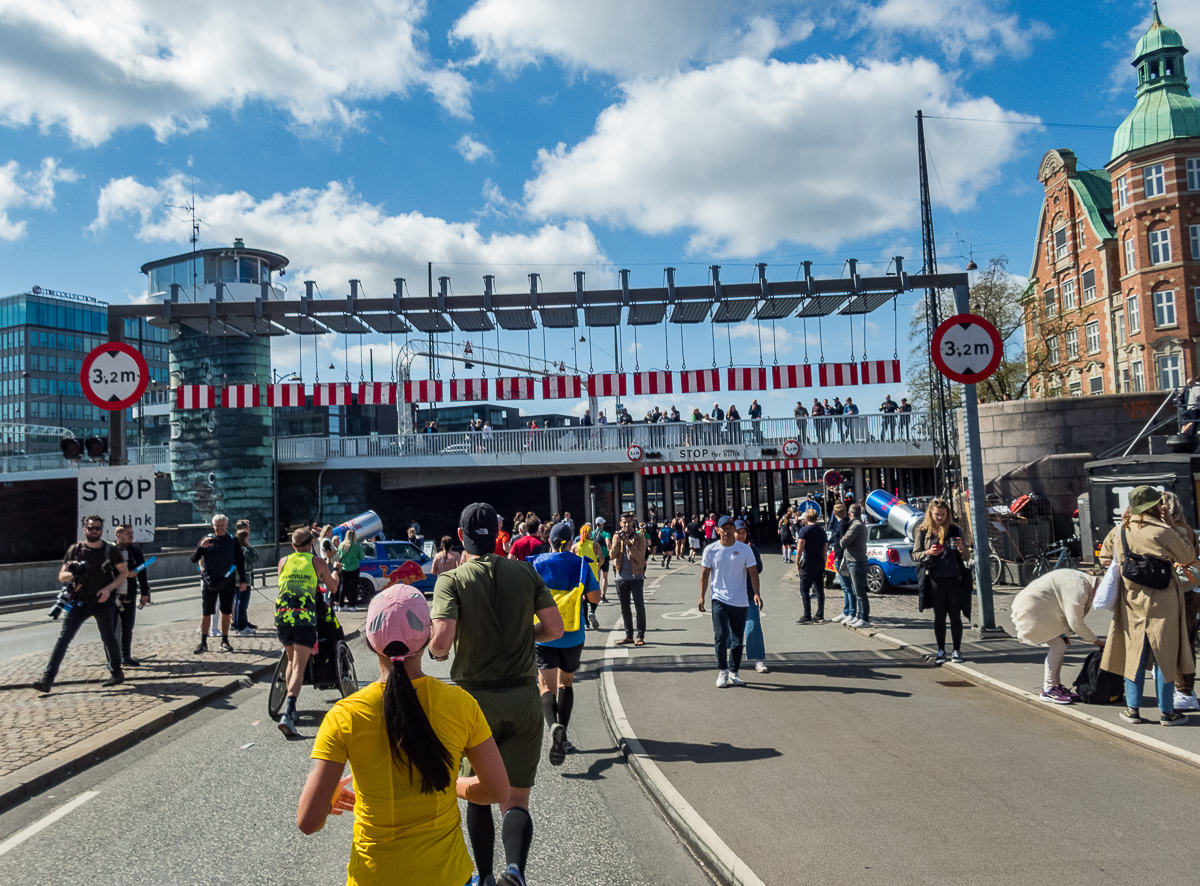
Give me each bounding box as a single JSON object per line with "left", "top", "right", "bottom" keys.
{"left": 795, "top": 510, "right": 827, "bottom": 624}
{"left": 1011, "top": 570, "right": 1104, "bottom": 704}
{"left": 1161, "top": 491, "right": 1200, "bottom": 712}
{"left": 698, "top": 516, "right": 761, "bottom": 688}
{"left": 431, "top": 535, "right": 461, "bottom": 576}
{"left": 233, "top": 528, "right": 258, "bottom": 631}
{"left": 581, "top": 408, "right": 593, "bottom": 427}
{"left": 880, "top": 394, "right": 899, "bottom": 441}
{"left": 831, "top": 397, "right": 846, "bottom": 442}
{"left": 899, "top": 397, "right": 912, "bottom": 439}
{"left": 113, "top": 524, "right": 152, "bottom": 664}
{"left": 335, "top": 529, "right": 364, "bottom": 611}
{"left": 494, "top": 516, "right": 512, "bottom": 556}
{"left": 611, "top": 511, "right": 649, "bottom": 646}
{"left": 844, "top": 397, "right": 859, "bottom": 441}
{"left": 812, "top": 398, "right": 827, "bottom": 443}
{"left": 794, "top": 401, "right": 809, "bottom": 443}
{"left": 912, "top": 499, "right": 970, "bottom": 663}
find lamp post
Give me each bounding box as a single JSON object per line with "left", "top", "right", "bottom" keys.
{"left": 271, "top": 370, "right": 301, "bottom": 562}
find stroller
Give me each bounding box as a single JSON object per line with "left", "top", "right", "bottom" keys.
{"left": 268, "top": 593, "right": 359, "bottom": 719}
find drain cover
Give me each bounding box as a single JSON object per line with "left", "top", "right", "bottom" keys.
{"left": 936, "top": 680, "right": 975, "bottom": 688}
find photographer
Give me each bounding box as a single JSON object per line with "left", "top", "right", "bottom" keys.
{"left": 33, "top": 515, "right": 129, "bottom": 694}
{"left": 113, "top": 525, "right": 151, "bottom": 667}
{"left": 611, "top": 510, "right": 648, "bottom": 646}
{"left": 191, "top": 514, "right": 247, "bottom": 654}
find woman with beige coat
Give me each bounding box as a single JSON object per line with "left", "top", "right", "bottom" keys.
{"left": 1100, "top": 486, "right": 1200, "bottom": 726}
{"left": 1157, "top": 491, "right": 1200, "bottom": 712}
{"left": 1010, "top": 570, "right": 1103, "bottom": 705}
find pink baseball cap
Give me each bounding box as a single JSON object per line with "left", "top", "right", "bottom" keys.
{"left": 366, "top": 585, "right": 432, "bottom": 661}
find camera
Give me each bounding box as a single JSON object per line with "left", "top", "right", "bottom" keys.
{"left": 64, "top": 560, "right": 86, "bottom": 579}
{"left": 48, "top": 585, "right": 78, "bottom": 620}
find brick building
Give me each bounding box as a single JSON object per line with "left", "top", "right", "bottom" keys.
{"left": 1027, "top": 3, "right": 1200, "bottom": 398}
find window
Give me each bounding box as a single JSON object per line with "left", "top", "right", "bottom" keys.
{"left": 1085, "top": 319, "right": 1101, "bottom": 354}
{"left": 1158, "top": 354, "right": 1182, "bottom": 390}
{"left": 1154, "top": 289, "right": 1177, "bottom": 327}
{"left": 1188, "top": 159, "right": 1200, "bottom": 190}
{"left": 1089, "top": 376, "right": 1104, "bottom": 395}
{"left": 1044, "top": 287, "right": 1057, "bottom": 317}
{"left": 1069, "top": 380, "right": 1083, "bottom": 397}
{"left": 1082, "top": 268, "right": 1097, "bottom": 302}
{"left": 1132, "top": 360, "right": 1146, "bottom": 392}
{"left": 1047, "top": 335, "right": 1060, "bottom": 364}
{"left": 1192, "top": 225, "right": 1200, "bottom": 261}
{"left": 1078, "top": 221, "right": 1086, "bottom": 251}
{"left": 1066, "top": 329, "right": 1079, "bottom": 360}
{"left": 1122, "top": 367, "right": 1131, "bottom": 392}
{"left": 1054, "top": 227, "right": 1068, "bottom": 260}
{"left": 1195, "top": 287, "right": 1200, "bottom": 323}
{"left": 1125, "top": 237, "right": 1137, "bottom": 273}
{"left": 1115, "top": 310, "right": 1126, "bottom": 345}
{"left": 1118, "top": 174, "right": 1129, "bottom": 208}
{"left": 1144, "top": 163, "right": 1166, "bottom": 198}
{"left": 1149, "top": 229, "right": 1172, "bottom": 265}
{"left": 1061, "top": 278, "right": 1077, "bottom": 310}
{"left": 1127, "top": 294, "right": 1141, "bottom": 334}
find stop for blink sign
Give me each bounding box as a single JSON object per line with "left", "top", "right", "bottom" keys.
{"left": 77, "top": 465, "right": 156, "bottom": 544}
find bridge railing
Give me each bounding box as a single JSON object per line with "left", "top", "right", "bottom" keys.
{"left": 276, "top": 412, "right": 936, "bottom": 463}
{"left": 0, "top": 445, "right": 170, "bottom": 476}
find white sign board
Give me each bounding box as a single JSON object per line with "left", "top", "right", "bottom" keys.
{"left": 77, "top": 465, "right": 156, "bottom": 544}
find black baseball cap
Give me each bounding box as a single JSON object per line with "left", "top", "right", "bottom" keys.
{"left": 460, "top": 502, "right": 499, "bottom": 555}
{"left": 549, "top": 522, "right": 572, "bottom": 548}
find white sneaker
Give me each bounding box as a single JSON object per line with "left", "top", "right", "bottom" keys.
{"left": 755, "top": 660, "right": 769, "bottom": 673}
{"left": 209, "top": 627, "right": 222, "bottom": 637}
{"left": 857, "top": 619, "right": 872, "bottom": 629}
{"left": 716, "top": 669, "right": 729, "bottom": 688}
{"left": 728, "top": 672, "right": 746, "bottom": 687}
{"left": 237, "top": 627, "right": 256, "bottom": 635}
{"left": 1174, "top": 691, "right": 1200, "bottom": 712}
{"left": 831, "top": 613, "right": 847, "bottom": 623}
{"left": 847, "top": 617, "right": 864, "bottom": 628}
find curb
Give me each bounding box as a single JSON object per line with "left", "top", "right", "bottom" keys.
{"left": 862, "top": 627, "right": 1200, "bottom": 773}
{"left": 0, "top": 627, "right": 362, "bottom": 814}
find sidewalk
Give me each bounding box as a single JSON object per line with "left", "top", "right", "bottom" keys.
{"left": 0, "top": 601, "right": 365, "bottom": 811}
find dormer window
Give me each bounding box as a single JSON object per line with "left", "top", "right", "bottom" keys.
{"left": 1165, "top": 57, "right": 1176, "bottom": 76}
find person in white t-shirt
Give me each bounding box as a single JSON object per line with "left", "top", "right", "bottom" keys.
{"left": 698, "top": 516, "right": 761, "bottom": 688}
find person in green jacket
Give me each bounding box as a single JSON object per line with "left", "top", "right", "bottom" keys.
{"left": 335, "top": 529, "right": 365, "bottom": 611}
{"left": 275, "top": 527, "right": 338, "bottom": 736}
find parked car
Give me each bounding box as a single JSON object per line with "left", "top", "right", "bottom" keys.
{"left": 824, "top": 523, "right": 917, "bottom": 593}
{"left": 356, "top": 539, "right": 437, "bottom": 598}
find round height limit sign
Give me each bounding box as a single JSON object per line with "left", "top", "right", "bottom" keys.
{"left": 931, "top": 314, "right": 1003, "bottom": 385}
{"left": 80, "top": 342, "right": 149, "bottom": 411}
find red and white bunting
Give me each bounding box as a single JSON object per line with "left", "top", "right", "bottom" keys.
{"left": 772, "top": 364, "right": 813, "bottom": 389}
{"left": 542, "top": 375, "right": 583, "bottom": 399}
{"left": 587, "top": 373, "right": 627, "bottom": 397}
{"left": 727, "top": 367, "right": 768, "bottom": 391}
{"left": 817, "top": 363, "right": 859, "bottom": 387}
{"left": 267, "top": 383, "right": 306, "bottom": 407}
{"left": 679, "top": 369, "right": 721, "bottom": 394}
{"left": 859, "top": 359, "right": 902, "bottom": 385}
{"left": 221, "top": 384, "right": 260, "bottom": 408}
{"left": 175, "top": 385, "right": 215, "bottom": 409}
{"left": 449, "top": 378, "right": 488, "bottom": 401}
{"left": 357, "top": 382, "right": 397, "bottom": 405}
{"left": 632, "top": 371, "right": 673, "bottom": 395}
{"left": 313, "top": 383, "right": 352, "bottom": 406}
{"left": 403, "top": 380, "right": 443, "bottom": 403}
{"left": 641, "top": 458, "right": 822, "bottom": 475}
{"left": 494, "top": 377, "right": 536, "bottom": 400}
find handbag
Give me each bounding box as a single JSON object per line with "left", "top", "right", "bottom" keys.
{"left": 1120, "top": 526, "right": 1173, "bottom": 591}
{"left": 1093, "top": 560, "right": 1120, "bottom": 611}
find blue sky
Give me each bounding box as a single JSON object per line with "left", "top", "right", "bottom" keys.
{"left": 0, "top": 0, "right": 1183, "bottom": 418}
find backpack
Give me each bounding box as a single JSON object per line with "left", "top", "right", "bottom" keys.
{"left": 1072, "top": 650, "right": 1124, "bottom": 705}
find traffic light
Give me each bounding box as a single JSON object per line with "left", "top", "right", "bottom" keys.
{"left": 60, "top": 437, "right": 82, "bottom": 459}
{"left": 84, "top": 436, "right": 108, "bottom": 459}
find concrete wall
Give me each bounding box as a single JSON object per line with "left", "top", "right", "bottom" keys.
{"left": 0, "top": 548, "right": 202, "bottom": 600}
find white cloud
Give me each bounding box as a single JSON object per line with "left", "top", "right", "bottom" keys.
{"left": 0, "top": 157, "right": 78, "bottom": 240}
{"left": 0, "top": 0, "right": 470, "bottom": 145}
{"left": 524, "top": 56, "right": 1038, "bottom": 255}
{"left": 1112, "top": 1, "right": 1200, "bottom": 91}
{"left": 456, "top": 135, "right": 495, "bottom": 163}
{"left": 859, "top": 0, "right": 1050, "bottom": 63}
{"left": 91, "top": 173, "right": 611, "bottom": 298}
{"left": 451, "top": 0, "right": 814, "bottom": 79}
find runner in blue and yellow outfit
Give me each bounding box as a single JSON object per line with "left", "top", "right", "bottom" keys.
{"left": 275, "top": 526, "right": 339, "bottom": 737}
{"left": 530, "top": 522, "right": 601, "bottom": 765}
{"left": 572, "top": 523, "right": 604, "bottom": 630}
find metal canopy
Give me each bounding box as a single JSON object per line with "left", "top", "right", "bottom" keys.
{"left": 670, "top": 301, "right": 712, "bottom": 324}
{"left": 320, "top": 314, "right": 371, "bottom": 334}
{"left": 222, "top": 316, "right": 286, "bottom": 336}
{"left": 494, "top": 310, "right": 537, "bottom": 331}
{"left": 796, "top": 295, "right": 850, "bottom": 318}
{"left": 179, "top": 317, "right": 249, "bottom": 337}
{"left": 450, "top": 310, "right": 495, "bottom": 332}
{"left": 711, "top": 299, "right": 757, "bottom": 323}
{"left": 754, "top": 297, "right": 802, "bottom": 320}
{"left": 584, "top": 304, "right": 623, "bottom": 327}
{"left": 274, "top": 315, "right": 332, "bottom": 335}
{"left": 405, "top": 313, "right": 453, "bottom": 333}
{"left": 539, "top": 307, "right": 578, "bottom": 329}
{"left": 840, "top": 292, "right": 896, "bottom": 315}
{"left": 360, "top": 313, "right": 411, "bottom": 334}
{"left": 627, "top": 303, "right": 667, "bottom": 326}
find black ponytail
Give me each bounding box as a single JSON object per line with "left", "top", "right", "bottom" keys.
{"left": 381, "top": 659, "right": 454, "bottom": 794}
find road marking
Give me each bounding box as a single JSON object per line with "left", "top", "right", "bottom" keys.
{"left": 662, "top": 610, "right": 705, "bottom": 619}
{"left": 0, "top": 791, "right": 99, "bottom": 857}
{"left": 605, "top": 647, "right": 630, "bottom": 658}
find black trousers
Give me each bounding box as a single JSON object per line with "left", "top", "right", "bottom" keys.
{"left": 43, "top": 596, "right": 122, "bottom": 686}
{"left": 799, "top": 570, "right": 825, "bottom": 619}
{"left": 617, "top": 578, "right": 646, "bottom": 640}
{"left": 929, "top": 577, "right": 965, "bottom": 651}
{"left": 337, "top": 569, "right": 360, "bottom": 606}
{"left": 113, "top": 597, "right": 137, "bottom": 661}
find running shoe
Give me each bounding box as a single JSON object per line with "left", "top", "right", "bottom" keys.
{"left": 1161, "top": 711, "right": 1186, "bottom": 726}
{"left": 831, "top": 613, "right": 848, "bottom": 623}
{"left": 1119, "top": 707, "right": 1144, "bottom": 725}
{"left": 755, "top": 660, "right": 769, "bottom": 673}
{"left": 237, "top": 627, "right": 256, "bottom": 636}
{"left": 716, "top": 670, "right": 729, "bottom": 688}
{"left": 728, "top": 672, "right": 746, "bottom": 687}
{"left": 933, "top": 649, "right": 947, "bottom": 665}
{"left": 857, "top": 619, "right": 872, "bottom": 629}
{"left": 797, "top": 615, "right": 813, "bottom": 624}
{"left": 1040, "top": 687, "right": 1072, "bottom": 705}
{"left": 562, "top": 738, "right": 576, "bottom": 754}
{"left": 193, "top": 641, "right": 208, "bottom": 655}
{"left": 949, "top": 650, "right": 963, "bottom": 663}
{"left": 219, "top": 638, "right": 235, "bottom": 653}
{"left": 495, "top": 865, "right": 526, "bottom": 886}
{"left": 588, "top": 612, "right": 600, "bottom": 630}
{"left": 813, "top": 616, "right": 825, "bottom": 624}
{"left": 847, "top": 617, "right": 864, "bottom": 628}
{"left": 548, "top": 723, "right": 566, "bottom": 766}
{"left": 278, "top": 710, "right": 299, "bottom": 737}
{"left": 210, "top": 627, "right": 222, "bottom": 637}
{"left": 1058, "top": 684, "right": 1082, "bottom": 702}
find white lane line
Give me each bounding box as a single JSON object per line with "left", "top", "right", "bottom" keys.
{"left": 0, "top": 791, "right": 100, "bottom": 857}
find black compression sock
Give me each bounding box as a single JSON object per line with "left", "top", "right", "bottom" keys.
{"left": 540, "top": 691, "right": 558, "bottom": 729}
{"left": 466, "top": 803, "right": 495, "bottom": 879}
{"left": 557, "top": 686, "right": 574, "bottom": 731}
{"left": 501, "top": 806, "right": 533, "bottom": 874}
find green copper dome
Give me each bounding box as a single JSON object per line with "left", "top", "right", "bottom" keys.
{"left": 1111, "top": 2, "right": 1200, "bottom": 161}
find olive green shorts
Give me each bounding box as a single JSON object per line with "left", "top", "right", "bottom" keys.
{"left": 460, "top": 683, "right": 543, "bottom": 789}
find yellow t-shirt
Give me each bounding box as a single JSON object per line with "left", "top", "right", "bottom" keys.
{"left": 312, "top": 677, "right": 492, "bottom": 886}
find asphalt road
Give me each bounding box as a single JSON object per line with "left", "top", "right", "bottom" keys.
{"left": 0, "top": 628, "right": 711, "bottom": 886}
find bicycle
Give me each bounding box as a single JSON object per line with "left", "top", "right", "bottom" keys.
{"left": 1030, "top": 540, "right": 1078, "bottom": 579}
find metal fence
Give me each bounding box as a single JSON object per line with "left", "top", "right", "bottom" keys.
{"left": 0, "top": 445, "right": 170, "bottom": 475}
{"left": 277, "top": 412, "right": 934, "bottom": 463}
